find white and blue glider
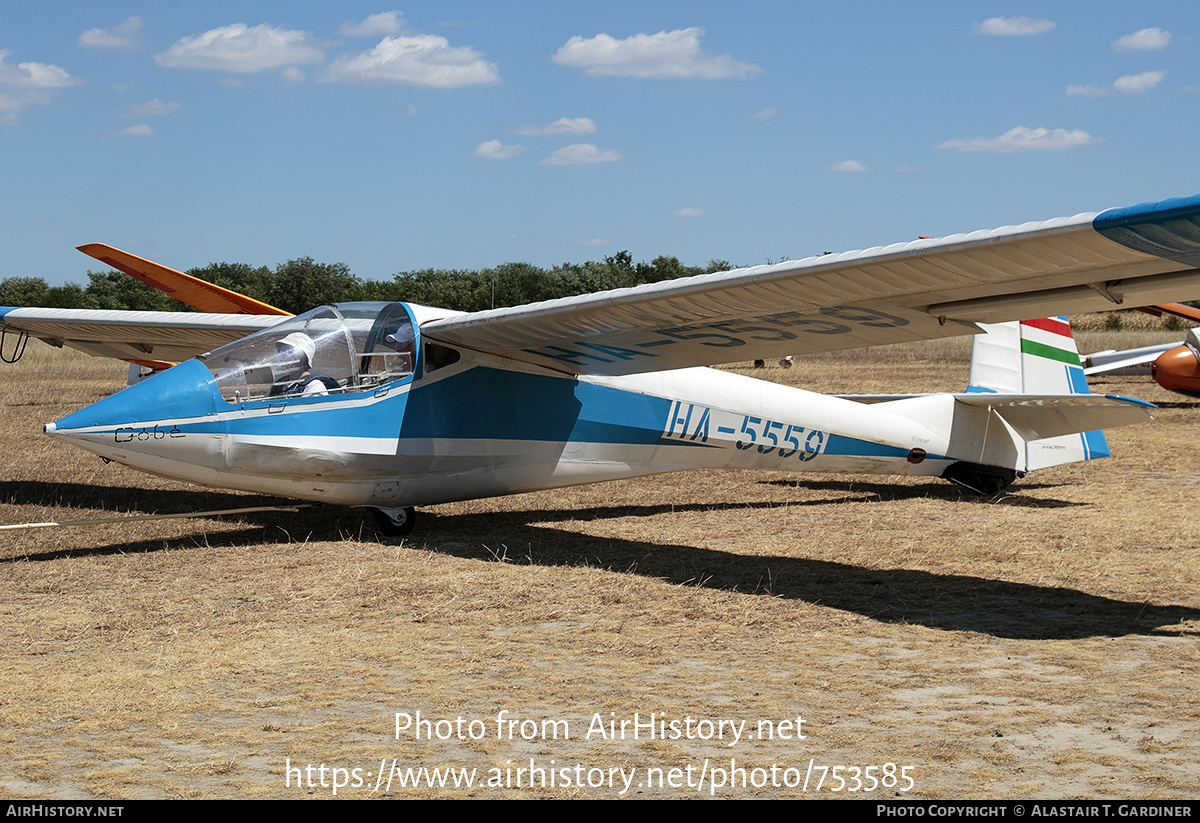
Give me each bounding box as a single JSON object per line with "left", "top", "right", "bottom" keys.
{"left": 4, "top": 194, "right": 1200, "bottom": 533}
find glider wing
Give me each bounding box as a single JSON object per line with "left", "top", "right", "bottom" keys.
{"left": 0, "top": 307, "right": 277, "bottom": 363}
{"left": 421, "top": 194, "right": 1200, "bottom": 375}
{"left": 76, "top": 243, "right": 290, "bottom": 316}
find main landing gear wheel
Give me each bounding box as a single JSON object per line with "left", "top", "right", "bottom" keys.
{"left": 941, "top": 462, "right": 1019, "bottom": 496}
{"left": 371, "top": 506, "right": 416, "bottom": 536}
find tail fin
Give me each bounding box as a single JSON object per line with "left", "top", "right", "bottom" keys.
{"left": 967, "top": 317, "right": 1109, "bottom": 470}
{"left": 968, "top": 317, "right": 1089, "bottom": 395}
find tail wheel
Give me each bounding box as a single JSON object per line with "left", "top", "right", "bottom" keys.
{"left": 371, "top": 506, "right": 416, "bottom": 536}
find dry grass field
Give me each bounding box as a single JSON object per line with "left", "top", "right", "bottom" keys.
{"left": 1, "top": 323, "right": 1197, "bottom": 799}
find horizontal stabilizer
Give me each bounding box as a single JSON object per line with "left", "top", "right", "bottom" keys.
{"left": 951, "top": 393, "right": 1153, "bottom": 441}
{"left": 858, "top": 391, "right": 1153, "bottom": 442}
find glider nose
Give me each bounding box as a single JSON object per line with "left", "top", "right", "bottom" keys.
{"left": 45, "top": 359, "right": 225, "bottom": 468}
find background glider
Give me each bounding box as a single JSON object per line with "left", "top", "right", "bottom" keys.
{"left": 1081, "top": 303, "right": 1200, "bottom": 398}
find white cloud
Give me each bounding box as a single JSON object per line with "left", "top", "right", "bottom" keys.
{"left": 674, "top": 208, "right": 709, "bottom": 217}
{"left": 339, "top": 12, "right": 405, "bottom": 38}
{"left": 514, "top": 116, "right": 596, "bottom": 137}
{"left": 121, "top": 98, "right": 182, "bottom": 117}
{"left": 552, "top": 28, "right": 762, "bottom": 79}
{"left": 750, "top": 106, "right": 779, "bottom": 123}
{"left": 321, "top": 34, "right": 500, "bottom": 87}
{"left": 155, "top": 24, "right": 325, "bottom": 73}
{"left": 1113, "top": 70, "right": 1166, "bottom": 94}
{"left": 281, "top": 66, "right": 307, "bottom": 85}
{"left": 974, "top": 17, "right": 1055, "bottom": 36}
{"left": 0, "top": 52, "right": 79, "bottom": 90}
{"left": 116, "top": 123, "right": 154, "bottom": 137}
{"left": 831, "top": 159, "right": 869, "bottom": 172}
{"left": 472, "top": 139, "right": 526, "bottom": 160}
{"left": 78, "top": 16, "right": 143, "bottom": 51}
{"left": 403, "top": 102, "right": 418, "bottom": 116}
{"left": 0, "top": 50, "right": 83, "bottom": 124}
{"left": 1113, "top": 28, "right": 1171, "bottom": 52}
{"left": 539, "top": 143, "right": 624, "bottom": 166}
{"left": 935, "top": 126, "right": 1100, "bottom": 153}
{"left": 1067, "top": 71, "right": 1167, "bottom": 96}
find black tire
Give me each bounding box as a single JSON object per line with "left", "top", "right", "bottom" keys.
{"left": 371, "top": 506, "right": 416, "bottom": 536}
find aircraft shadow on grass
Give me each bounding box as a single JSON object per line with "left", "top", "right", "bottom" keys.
{"left": 2, "top": 480, "right": 1193, "bottom": 641}
{"left": 758, "top": 478, "right": 1081, "bottom": 508}
{"left": 413, "top": 509, "right": 1198, "bottom": 642}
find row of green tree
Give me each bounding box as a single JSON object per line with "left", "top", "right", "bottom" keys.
{"left": 0, "top": 252, "right": 734, "bottom": 316}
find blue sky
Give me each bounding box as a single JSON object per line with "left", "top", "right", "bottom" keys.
{"left": 3, "top": 2, "right": 1197, "bottom": 286}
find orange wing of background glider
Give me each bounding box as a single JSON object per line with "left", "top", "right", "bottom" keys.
{"left": 1137, "top": 302, "right": 1200, "bottom": 324}
{"left": 77, "top": 243, "right": 292, "bottom": 316}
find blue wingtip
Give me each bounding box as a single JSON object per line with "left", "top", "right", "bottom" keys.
{"left": 1103, "top": 393, "right": 1157, "bottom": 409}
{"left": 1093, "top": 194, "right": 1200, "bottom": 260}
{"left": 1094, "top": 193, "right": 1200, "bottom": 227}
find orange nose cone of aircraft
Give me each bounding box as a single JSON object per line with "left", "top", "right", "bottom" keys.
{"left": 1152, "top": 344, "right": 1200, "bottom": 398}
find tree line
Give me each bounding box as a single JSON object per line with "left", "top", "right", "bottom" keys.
{"left": 0, "top": 252, "right": 734, "bottom": 316}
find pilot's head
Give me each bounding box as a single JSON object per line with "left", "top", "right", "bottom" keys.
{"left": 276, "top": 332, "right": 316, "bottom": 375}
{"left": 386, "top": 325, "right": 414, "bottom": 352}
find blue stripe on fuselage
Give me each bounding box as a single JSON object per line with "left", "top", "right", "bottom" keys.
{"left": 823, "top": 434, "right": 921, "bottom": 460}
{"left": 397, "top": 367, "right": 670, "bottom": 444}
{"left": 60, "top": 362, "right": 674, "bottom": 447}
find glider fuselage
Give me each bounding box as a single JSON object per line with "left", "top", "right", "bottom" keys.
{"left": 45, "top": 345, "right": 952, "bottom": 509}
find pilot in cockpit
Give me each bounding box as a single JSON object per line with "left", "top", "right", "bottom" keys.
{"left": 391, "top": 323, "right": 420, "bottom": 359}
{"left": 271, "top": 332, "right": 340, "bottom": 396}
{"left": 386, "top": 323, "right": 415, "bottom": 369}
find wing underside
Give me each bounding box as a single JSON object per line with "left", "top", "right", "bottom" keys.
{"left": 0, "top": 308, "right": 277, "bottom": 363}
{"left": 420, "top": 194, "right": 1200, "bottom": 375}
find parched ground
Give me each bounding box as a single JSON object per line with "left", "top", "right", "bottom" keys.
{"left": 0, "top": 333, "right": 1196, "bottom": 799}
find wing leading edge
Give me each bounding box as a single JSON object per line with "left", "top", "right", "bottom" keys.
{"left": 6, "top": 194, "right": 1200, "bottom": 372}
{"left": 421, "top": 194, "right": 1200, "bottom": 375}
{"left": 0, "top": 307, "right": 277, "bottom": 363}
